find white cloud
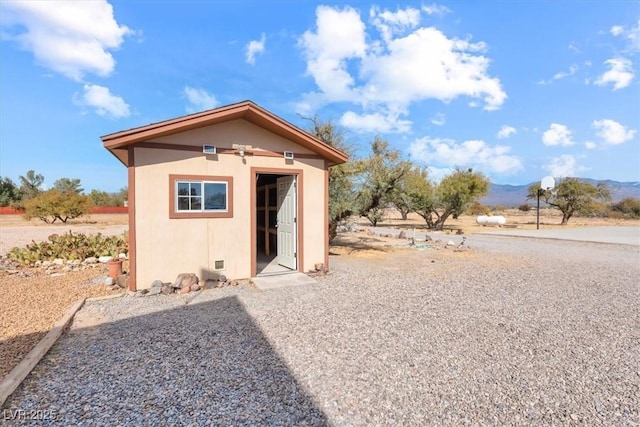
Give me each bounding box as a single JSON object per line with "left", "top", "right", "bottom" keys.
{"left": 422, "top": 4, "right": 451, "bottom": 17}
{"left": 610, "top": 25, "right": 624, "bottom": 36}
{"left": 408, "top": 137, "right": 522, "bottom": 174}
{"left": 298, "top": 6, "right": 367, "bottom": 102}
{"left": 594, "top": 58, "right": 634, "bottom": 90}
{"left": 592, "top": 119, "right": 637, "bottom": 145}
{"left": 184, "top": 86, "right": 219, "bottom": 113}
{"left": 77, "top": 84, "right": 130, "bottom": 118}
{"left": 542, "top": 123, "right": 574, "bottom": 147}
{"left": 245, "top": 33, "right": 266, "bottom": 65}
{"left": 0, "top": 0, "right": 133, "bottom": 81}
{"left": 370, "top": 6, "right": 421, "bottom": 43}
{"left": 426, "top": 166, "right": 454, "bottom": 183}
{"left": 340, "top": 110, "right": 412, "bottom": 133}
{"left": 544, "top": 154, "right": 586, "bottom": 177}
{"left": 552, "top": 64, "right": 578, "bottom": 80}
{"left": 497, "top": 125, "right": 517, "bottom": 139}
{"left": 585, "top": 141, "right": 597, "bottom": 150}
{"left": 610, "top": 20, "right": 640, "bottom": 52}
{"left": 538, "top": 64, "right": 579, "bottom": 85}
{"left": 430, "top": 113, "right": 446, "bottom": 126}
{"left": 297, "top": 5, "right": 506, "bottom": 132}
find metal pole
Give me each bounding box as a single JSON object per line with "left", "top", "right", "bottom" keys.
{"left": 536, "top": 188, "right": 541, "bottom": 230}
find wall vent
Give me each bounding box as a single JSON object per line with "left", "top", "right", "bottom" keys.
{"left": 214, "top": 260, "right": 225, "bottom": 270}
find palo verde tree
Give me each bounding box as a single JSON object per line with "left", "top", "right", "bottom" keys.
{"left": 357, "top": 137, "right": 411, "bottom": 226}
{"left": 406, "top": 168, "right": 490, "bottom": 230}
{"left": 528, "top": 177, "right": 611, "bottom": 225}
{"left": 23, "top": 189, "right": 93, "bottom": 224}
{"left": 305, "top": 116, "right": 362, "bottom": 242}
{"left": 402, "top": 166, "right": 437, "bottom": 226}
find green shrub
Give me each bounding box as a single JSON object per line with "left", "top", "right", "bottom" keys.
{"left": 518, "top": 203, "right": 531, "bottom": 212}
{"left": 612, "top": 197, "right": 640, "bottom": 218}
{"left": 467, "top": 201, "right": 488, "bottom": 215}
{"left": 23, "top": 189, "right": 92, "bottom": 223}
{"left": 7, "top": 231, "right": 128, "bottom": 265}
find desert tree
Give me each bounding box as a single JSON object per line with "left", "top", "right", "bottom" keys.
{"left": 23, "top": 189, "right": 92, "bottom": 223}
{"left": 304, "top": 115, "right": 363, "bottom": 241}
{"left": 357, "top": 137, "right": 411, "bottom": 226}
{"left": 528, "top": 177, "right": 611, "bottom": 225}
{"left": 53, "top": 177, "right": 84, "bottom": 194}
{"left": 0, "top": 177, "right": 21, "bottom": 207}
{"left": 402, "top": 166, "right": 437, "bottom": 227}
{"left": 18, "top": 170, "right": 44, "bottom": 201}
{"left": 407, "top": 168, "right": 490, "bottom": 230}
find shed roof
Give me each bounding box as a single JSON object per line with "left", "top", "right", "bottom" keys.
{"left": 101, "top": 100, "right": 348, "bottom": 166}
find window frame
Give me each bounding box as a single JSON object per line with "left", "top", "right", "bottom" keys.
{"left": 169, "top": 174, "right": 233, "bottom": 219}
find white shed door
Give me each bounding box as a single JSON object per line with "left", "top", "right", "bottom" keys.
{"left": 276, "top": 176, "right": 297, "bottom": 270}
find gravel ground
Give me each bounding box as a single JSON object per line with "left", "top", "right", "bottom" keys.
{"left": 0, "top": 266, "right": 124, "bottom": 379}
{"left": 2, "top": 235, "right": 639, "bottom": 425}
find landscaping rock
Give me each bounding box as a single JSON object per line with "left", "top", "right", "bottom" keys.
{"left": 98, "top": 256, "right": 113, "bottom": 263}
{"left": 208, "top": 272, "right": 227, "bottom": 282}
{"left": 116, "top": 275, "right": 129, "bottom": 289}
{"left": 180, "top": 285, "right": 191, "bottom": 294}
{"left": 203, "top": 280, "right": 219, "bottom": 290}
{"left": 53, "top": 258, "right": 65, "bottom": 266}
{"left": 161, "top": 284, "right": 174, "bottom": 295}
{"left": 104, "top": 277, "right": 114, "bottom": 286}
{"left": 83, "top": 257, "right": 98, "bottom": 264}
{"left": 190, "top": 283, "right": 200, "bottom": 292}
{"left": 147, "top": 286, "right": 162, "bottom": 296}
{"left": 173, "top": 273, "right": 199, "bottom": 288}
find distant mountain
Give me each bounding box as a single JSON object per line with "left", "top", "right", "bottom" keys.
{"left": 479, "top": 179, "right": 640, "bottom": 207}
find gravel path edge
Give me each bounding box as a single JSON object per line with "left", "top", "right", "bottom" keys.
{"left": 0, "top": 298, "right": 86, "bottom": 406}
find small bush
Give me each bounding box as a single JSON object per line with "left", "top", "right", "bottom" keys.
{"left": 23, "top": 189, "right": 92, "bottom": 223}
{"left": 612, "top": 197, "right": 640, "bottom": 218}
{"left": 7, "top": 231, "right": 128, "bottom": 265}
{"left": 365, "top": 207, "right": 385, "bottom": 227}
{"left": 467, "top": 201, "right": 488, "bottom": 215}
{"left": 518, "top": 203, "right": 531, "bottom": 212}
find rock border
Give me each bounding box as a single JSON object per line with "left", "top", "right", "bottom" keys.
{"left": 0, "top": 298, "right": 86, "bottom": 406}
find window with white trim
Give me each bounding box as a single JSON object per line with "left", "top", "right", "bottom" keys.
{"left": 176, "top": 180, "right": 228, "bottom": 212}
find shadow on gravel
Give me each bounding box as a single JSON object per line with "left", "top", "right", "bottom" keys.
{"left": 329, "top": 236, "right": 392, "bottom": 255}
{"left": 0, "top": 331, "right": 48, "bottom": 379}
{"left": 2, "top": 296, "right": 329, "bottom": 426}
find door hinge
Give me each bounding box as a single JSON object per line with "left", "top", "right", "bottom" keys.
{"left": 294, "top": 217, "right": 297, "bottom": 223}
{"left": 294, "top": 252, "right": 297, "bottom": 258}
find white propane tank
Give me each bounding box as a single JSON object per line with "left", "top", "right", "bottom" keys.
{"left": 476, "top": 215, "right": 506, "bottom": 226}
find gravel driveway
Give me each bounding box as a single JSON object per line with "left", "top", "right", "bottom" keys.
{"left": 2, "top": 235, "right": 639, "bottom": 425}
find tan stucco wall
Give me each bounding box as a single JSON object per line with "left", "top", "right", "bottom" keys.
{"left": 133, "top": 119, "right": 327, "bottom": 289}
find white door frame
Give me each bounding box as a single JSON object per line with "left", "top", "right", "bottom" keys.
{"left": 251, "top": 168, "right": 303, "bottom": 278}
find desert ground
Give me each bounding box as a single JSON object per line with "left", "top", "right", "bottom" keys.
{"left": 0, "top": 210, "right": 638, "bottom": 397}
{"left": 2, "top": 232, "right": 638, "bottom": 424}
{"left": 1, "top": 209, "right": 637, "bottom": 255}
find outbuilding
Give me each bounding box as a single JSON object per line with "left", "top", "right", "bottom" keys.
{"left": 102, "top": 101, "right": 348, "bottom": 290}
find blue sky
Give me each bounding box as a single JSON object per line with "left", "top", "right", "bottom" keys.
{"left": 1, "top": 1, "right": 638, "bottom": 192}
